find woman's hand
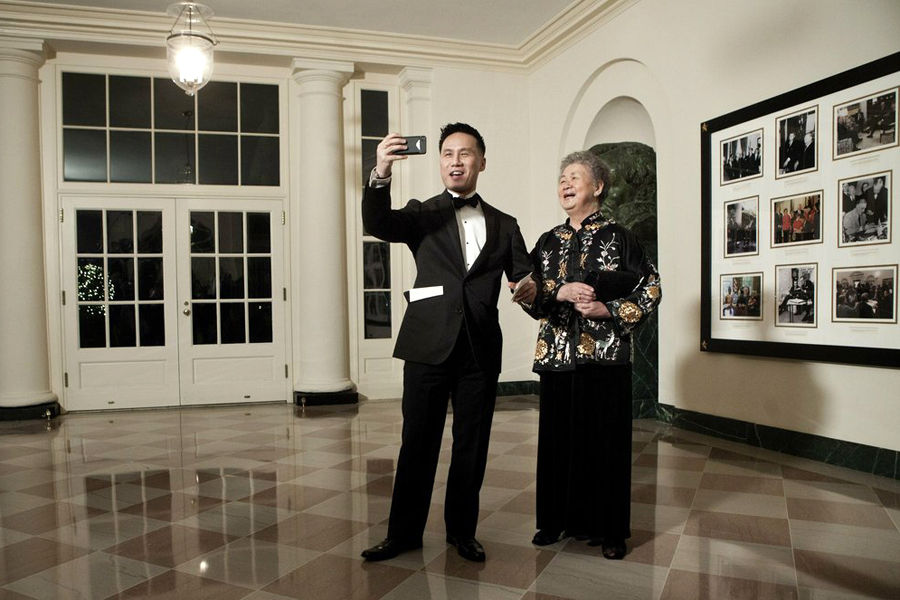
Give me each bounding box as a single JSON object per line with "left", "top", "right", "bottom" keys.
{"left": 556, "top": 282, "right": 595, "bottom": 304}
{"left": 574, "top": 301, "right": 611, "bottom": 319}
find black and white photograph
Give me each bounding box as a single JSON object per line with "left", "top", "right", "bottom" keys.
{"left": 776, "top": 106, "right": 818, "bottom": 178}
{"left": 838, "top": 170, "right": 891, "bottom": 247}
{"left": 724, "top": 196, "right": 758, "bottom": 257}
{"left": 720, "top": 129, "right": 763, "bottom": 185}
{"left": 720, "top": 272, "right": 763, "bottom": 320}
{"left": 833, "top": 265, "right": 897, "bottom": 323}
{"left": 771, "top": 190, "right": 823, "bottom": 248}
{"left": 775, "top": 263, "right": 817, "bottom": 327}
{"left": 833, "top": 87, "right": 898, "bottom": 159}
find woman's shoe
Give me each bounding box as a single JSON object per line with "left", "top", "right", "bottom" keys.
{"left": 531, "top": 530, "right": 562, "bottom": 546}
{"left": 601, "top": 538, "right": 626, "bottom": 560}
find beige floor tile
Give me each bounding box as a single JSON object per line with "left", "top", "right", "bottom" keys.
{"left": 691, "top": 488, "right": 789, "bottom": 518}
{"left": 175, "top": 537, "right": 321, "bottom": 588}
{"left": 684, "top": 510, "right": 791, "bottom": 546}
{"left": 381, "top": 571, "right": 526, "bottom": 600}
{"left": 794, "top": 548, "right": 900, "bottom": 598}
{"left": 671, "top": 535, "right": 798, "bottom": 587}
{"left": 789, "top": 518, "right": 900, "bottom": 562}
{"left": 263, "top": 553, "right": 414, "bottom": 600}
{"left": 786, "top": 497, "right": 895, "bottom": 529}
{"left": 660, "top": 568, "right": 798, "bottom": 600}
{"left": 532, "top": 551, "right": 669, "bottom": 600}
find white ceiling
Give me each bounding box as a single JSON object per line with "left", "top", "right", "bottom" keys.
{"left": 22, "top": 0, "right": 578, "bottom": 46}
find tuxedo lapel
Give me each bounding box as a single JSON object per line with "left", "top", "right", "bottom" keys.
{"left": 466, "top": 200, "right": 499, "bottom": 277}
{"left": 439, "top": 192, "right": 468, "bottom": 275}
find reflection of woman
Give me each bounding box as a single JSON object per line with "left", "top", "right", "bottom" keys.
{"left": 521, "top": 152, "right": 661, "bottom": 559}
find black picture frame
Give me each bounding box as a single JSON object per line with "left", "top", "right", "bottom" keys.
{"left": 701, "top": 52, "right": 900, "bottom": 368}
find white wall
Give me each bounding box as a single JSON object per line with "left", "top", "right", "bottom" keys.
{"left": 526, "top": 0, "right": 900, "bottom": 450}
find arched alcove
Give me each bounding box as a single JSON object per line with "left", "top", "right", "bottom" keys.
{"left": 586, "top": 96, "right": 656, "bottom": 149}
{"left": 561, "top": 61, "right": 665, "bottom": 418}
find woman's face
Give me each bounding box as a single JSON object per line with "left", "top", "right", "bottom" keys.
{"left": 558, "top": 162, "right": 602, "bottom": 216}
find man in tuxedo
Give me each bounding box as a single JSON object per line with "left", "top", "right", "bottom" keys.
{"left": 360, "top": 123, "right": 536, "bottom": 563}
{"left": 866, "top": 176, "right": 888, "bottom": 224}
{"left": 801, "top": 132, "right": 815, "bottom": 170}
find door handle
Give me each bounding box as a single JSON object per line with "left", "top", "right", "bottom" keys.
{"left": 183, "top": 301, "right": 191, "bottom": 316}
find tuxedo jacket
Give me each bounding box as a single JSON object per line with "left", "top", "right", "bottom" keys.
{"left": 362, "top": 184, "right": 531, "bottom": 373}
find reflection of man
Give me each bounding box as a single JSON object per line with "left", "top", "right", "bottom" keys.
{"left": 360, "top": 123, "right": 536, "bottom": 563}
{"left": 842, "top": 196, "right": 867, "bottom": 240}
{"left": 866, "top": 177, "right": 888, "bottom": 224}
{"left": 801, "top": 132, "right": 815, "bottom": 170}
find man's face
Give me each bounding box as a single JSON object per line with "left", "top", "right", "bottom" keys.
{"left": 788, "top": 133, "right": 796, "bottom": 144}
{"left": 440, "top": 132, "right": 485, "bottom": 196}
{"left": 804, "top": 133, "right": 812, "bottom": 146}
{"left": 874, "top": 179, "right": 884, "bottom": 193}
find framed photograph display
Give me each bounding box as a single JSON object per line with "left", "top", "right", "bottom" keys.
{"left": 701, "top": 52, "right": 899, "bottom": 367}
{"left": 837, "top": 170, "right": 891, "bottom": 247}
{"left": 721, "top": 129, "right": 763, "bottom": 185}
{"left": 724, "top": 196, "right": 758, "bottom": 257}
{"left": 833, "top": 88, "right": 898, "bottom": 160}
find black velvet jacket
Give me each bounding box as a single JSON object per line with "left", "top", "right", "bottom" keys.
{"left": 523, "top": 211, "right": 661, "bottom": 371}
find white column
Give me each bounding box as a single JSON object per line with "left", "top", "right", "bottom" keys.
{"left": 290, "top": 59, "right": 355, "bottom": 395}
{"left": 0, "top": 38, "right": 57, "bottom": 409}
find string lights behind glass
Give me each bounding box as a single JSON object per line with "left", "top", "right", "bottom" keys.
{"left": 166, "top": 2, "right": 218, "bottom": 96}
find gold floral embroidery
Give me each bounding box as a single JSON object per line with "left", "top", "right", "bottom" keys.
{"left": 577, "top": 333, "right": 595, "bottom": 356}
{"left": 543, "top": 279, "right": 556, "bottom": 293}
{"left": 647, "top": 285, "right": 660, "bottom": 299}
{"left": 584, "top": 222, "right": 601, "bottom": 232}
{"left": 558, "top": 262, "right": 567, "bottom": 280}
{"left": 557, "top": 229, "right": 572, "bottom": 241}
{"left": 535, "top": 339, "right": 548, "bottom": 361}
{"left": 579, "top": 253, "right": 587, "bottom": 269}
{"left": 617, "top": 301, "right": 643, "bottom": 323}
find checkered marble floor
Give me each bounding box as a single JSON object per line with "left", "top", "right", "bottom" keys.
{"left": 1, "top": 397, "right": 899, "bottom": 599}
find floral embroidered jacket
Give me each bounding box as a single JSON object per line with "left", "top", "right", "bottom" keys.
{"left": 523, "top": 210, "right": 661, "bottom": 371}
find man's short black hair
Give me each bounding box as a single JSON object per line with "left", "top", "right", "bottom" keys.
{"left": 439, "top": 122, "right": 486, "bottom": 155}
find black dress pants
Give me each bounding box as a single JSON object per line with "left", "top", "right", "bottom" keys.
{"left": 536, "top": 363, "right": 633, "bottom": 541}
{"left": 386, "top": 330, "right": 499, "bottom": 542}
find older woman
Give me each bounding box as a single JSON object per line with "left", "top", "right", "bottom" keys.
{"left": 522, "top": 151, "right": 661, "bottom": 559}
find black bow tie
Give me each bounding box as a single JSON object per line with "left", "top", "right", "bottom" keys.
{"left": 453, "top": 195, "right": 479, "bottom": 209}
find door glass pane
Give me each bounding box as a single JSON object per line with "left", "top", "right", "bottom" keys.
{"left": 107, "top": 257, "right": 135, "bottom": 301}
{"left": 190, "top": 212, "right": 215, "bottom": 253}
{"left": 109, "top": 75, "right": 151, "bottom": 128}
{"left": 363, "top": 242, "right": 390, "bottom": 289}
{"left": 198, "top": 134, "right": 238, "bottom": 185}
{"left": 110, "top": 131, "right": 152, "bottom": 183}
{"left": 248, "top": 257, "right": 271, "bottom": 298}
{"left": 249, "top": 302, "right": 272, "bottom": 343}
{"left": 191, "top": 257, "right": 216, "bottom": 299}
{"left": 219, "top": 257, "right": 244, "bottom": 299}
{"left": 64, "top": 129, "right": 107, "bottom": 182}
{"left": 361, "top": 90, "right": 388, "bottom": 137}
{"left": 241, "top": 136, "right": 279, "bottom": 186}
{"left": 153, "top": 77, "right": 195, "bottom": 130}
{"left": 77, "top": 210, "right": 103, "bottom": 254}
{"left": 139, "top": 304, "right": 165, "bottom": 346}
{"left": 363, "top": 291, "right": 391, "bottom": 339}
{"left": 192, "top": 303, "right": 217, "bottom": 345}
{"left": 62, "top": 73, "right": 106, "bottom": 127}
{"left": 198, "top": 81, "right": 237, "bottom": 131}
{"left": 79, "top": 305, "right": 106, "bottom": 348}
{"left": 78, "top": 258, "right": 105, "bottom": 301}
{"left": 109, "top": 305, "right": 136, "bottom": 347}
{"left": 155, "top": 132, "right": 196, "bottom": 184}
{"left": 137, "top": 211, "right": 163, "bottom": 253}
{"left": 218, "top": 212, "right": 243, "bottom": 253}
{"left": 220, "top": 303, "right": 246, "bottom": 344}
{"left": 361, "top": 138, "right": 379, "bottom": 186}
{"left": 138, "top": 258, "right": 164, "bottom": 300}
{"left": 247, "top": 213, "right": 270, "bottom": 253}
{"left": 106, "top": 211, "right": 134, "bottom": 253}
{"left": 240, "top": 83, "right": 279, "bottom": 134}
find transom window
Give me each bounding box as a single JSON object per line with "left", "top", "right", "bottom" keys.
{"left": 61, "top": 73, "right": 280, "bottom": 186}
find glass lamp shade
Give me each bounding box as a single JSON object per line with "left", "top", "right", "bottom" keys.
{"left": 166, "top": 32, "right": 214, "bottom": 96}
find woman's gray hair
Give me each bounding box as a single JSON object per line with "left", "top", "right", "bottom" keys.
{"left": 559, "top": 151, "right": 611, "bottom": 202}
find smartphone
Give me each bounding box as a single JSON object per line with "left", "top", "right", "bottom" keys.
{"left": 393, "top": 135, "right": 427, "bottom": 155}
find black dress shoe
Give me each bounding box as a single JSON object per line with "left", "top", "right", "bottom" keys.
{"left": 600, "top": 538, "right": 626, "bottom": 560}
{"left": 531, "top": 529, "right": 563, "bottom": 546}
{"left": 446, "top": 534, "right": 485, "bottom": 562}
{"left": 361, "top": 538, "right": 422, "bottom": 561}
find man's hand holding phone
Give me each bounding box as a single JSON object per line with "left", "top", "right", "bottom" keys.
{"left": 375, "top": 133, "right": 427, "bottom": 179}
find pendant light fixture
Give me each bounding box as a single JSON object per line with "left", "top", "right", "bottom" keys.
{"left": 166, "top": 2, "right": 218, "bottom": 96}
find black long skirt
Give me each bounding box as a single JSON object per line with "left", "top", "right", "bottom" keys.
{"left": 536, "top": 363, "right": 633, "bottom": 541}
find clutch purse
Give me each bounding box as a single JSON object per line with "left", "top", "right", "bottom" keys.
{"left": 583, "top": 270, "right": 641, "bottom": 302}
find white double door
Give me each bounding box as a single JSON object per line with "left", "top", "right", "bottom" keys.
{"left": 61, "top": 196, "right": 287, "bottom": 410}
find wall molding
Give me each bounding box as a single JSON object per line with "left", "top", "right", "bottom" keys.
{"left": 0, "top": 0, "right": 636, "bottom": 72}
